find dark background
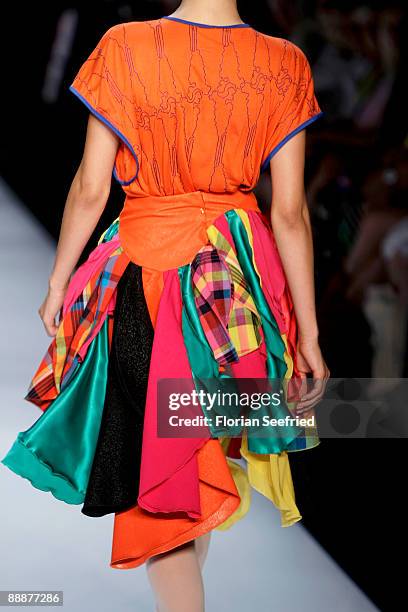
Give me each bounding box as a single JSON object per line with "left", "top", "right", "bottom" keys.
{"left": 1, "top": 2, "right": 407, "bottom": 610}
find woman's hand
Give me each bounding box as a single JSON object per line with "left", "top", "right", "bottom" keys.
{"left": 38, "top": 283, "right": 68, "bottom": 337}
{"left": 294, "top": 337, "right": 330, "bottom": 414}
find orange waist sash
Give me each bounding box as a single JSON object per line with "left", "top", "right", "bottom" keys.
{"left": 118, "top": 190, "right": 261, "bottom": 270}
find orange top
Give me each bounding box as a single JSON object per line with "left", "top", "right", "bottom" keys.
{"left": 70, "top": 17, "right": 322, "bottom": 269}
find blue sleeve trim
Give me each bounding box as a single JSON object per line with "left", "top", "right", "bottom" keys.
{"left": 163, "top": 16, "right": 251, "bottom": 28}
{"left": 69, "top": 85, "right": 139, "bottom": 186}
{"left": 260, "top": 111, "right": 325, "bottom": 173}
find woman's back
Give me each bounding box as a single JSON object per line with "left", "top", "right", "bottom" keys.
{"left": 70, "top": 17, "right": 322, "bottom": 198}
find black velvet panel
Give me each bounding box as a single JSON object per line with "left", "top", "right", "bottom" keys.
{"left": 81, "top": 261, "right": 155, "bottom": 517}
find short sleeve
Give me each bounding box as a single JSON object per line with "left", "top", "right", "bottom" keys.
{"left": 260, "top": 40, "right": 323, "bottom": 172}
{"left": 69, "top": 25, "right": 139, "bottom": 186}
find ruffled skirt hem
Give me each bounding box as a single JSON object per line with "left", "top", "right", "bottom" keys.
{"left": 1, "top": 208, "right": 320, "bottom": 568}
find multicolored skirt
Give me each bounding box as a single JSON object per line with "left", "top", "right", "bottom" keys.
{"left": 1, "top": 205, "right": 320, "bottom": 569}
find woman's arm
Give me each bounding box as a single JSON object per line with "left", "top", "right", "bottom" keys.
{"left": 39, "top": 114, "right": 120, "bottom": 337}
{"left": 269, "top": 130, "right": 330, "bottom": 411}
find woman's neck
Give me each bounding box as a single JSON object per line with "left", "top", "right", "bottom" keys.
{"left": 166, "top": 0, "right": 243, "bottom": 26}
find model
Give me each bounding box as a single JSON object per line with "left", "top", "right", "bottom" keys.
{"left": 1, "top": 1, "right": 330, "bottom": 610}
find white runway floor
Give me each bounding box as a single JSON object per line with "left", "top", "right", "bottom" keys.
{"left": 0, "top": 178, "right": 379, "bottom": 611}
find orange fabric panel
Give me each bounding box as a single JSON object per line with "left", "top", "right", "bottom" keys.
{"left": 119, "top": 190, "right": 261, "bottom": 271}
{"left": 107, "top": 314, "right": 114, "bottom": 350}
{"left": 111, "top": 439, "right": 240, "bottom": 569}
{"left": 141, "top": 267, "right": 164, "bottom": 327}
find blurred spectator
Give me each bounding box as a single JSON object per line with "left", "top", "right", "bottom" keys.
{"left": 343, "top": 146, "right": 407, "bottom": 378}
{"left": 307, "top": 147, "right": 373, "bottom": 377}
{"left": 382, "top": 216, "right": 408, "bottom": 306}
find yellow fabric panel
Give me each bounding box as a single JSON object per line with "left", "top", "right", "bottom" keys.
{"left": 240, "top": 431, "right": 302, "bottom": 527}
{"left": 215, "top": 434, "right": 301, "bottom": 530}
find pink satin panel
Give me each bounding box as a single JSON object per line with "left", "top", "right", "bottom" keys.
{"left": 63, "top": 238, "right": 121, "bottom": 314}
{"left": 247, "top": 211, "right": 299, "bottom": 373}
{"left": 62, "top": 237, "right": 123, "bottom": 360}
{"left": 137, "top": 267, "right": 214, "bottom": 517}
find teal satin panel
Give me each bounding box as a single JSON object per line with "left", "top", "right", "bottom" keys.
{"left": 225, "top": 210, "right": 308, "bottom": 452}
{"left": 225, "top": 210, "right": 288, "bottom": 379}
{"left": 1, "top": 316, "right": 110, "bottom": 503}
{"left": 178, "top": 210, "right": 305, "bottom": 454}
{"left": 98, "top": 216, "right": 119, "bottom": 244}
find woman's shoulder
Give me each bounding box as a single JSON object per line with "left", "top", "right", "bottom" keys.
{"left": 98, "top": 21, "right": 311, "bottom": 75}
{"left": 255, "top": 30, "right": 311, "bottom": 69}
{"left": 101, "top": 18, "right": 162, "bottom": 38}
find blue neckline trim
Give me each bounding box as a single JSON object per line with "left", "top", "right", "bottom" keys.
{"left": 69, "top": 85, "right": 139, "bottom": 186}
{"left": 260, "top": 112, "right": 325, "bottom": 173}
{"left": 162, "top": 16, "right": 251, "bottom": 29}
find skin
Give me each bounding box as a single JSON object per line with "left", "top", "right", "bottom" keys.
{"left": 38, "top": 2, "right": 329, "bottom": 609}
{"left": 269, "top": 130, "right": 330, "bottom": 413}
